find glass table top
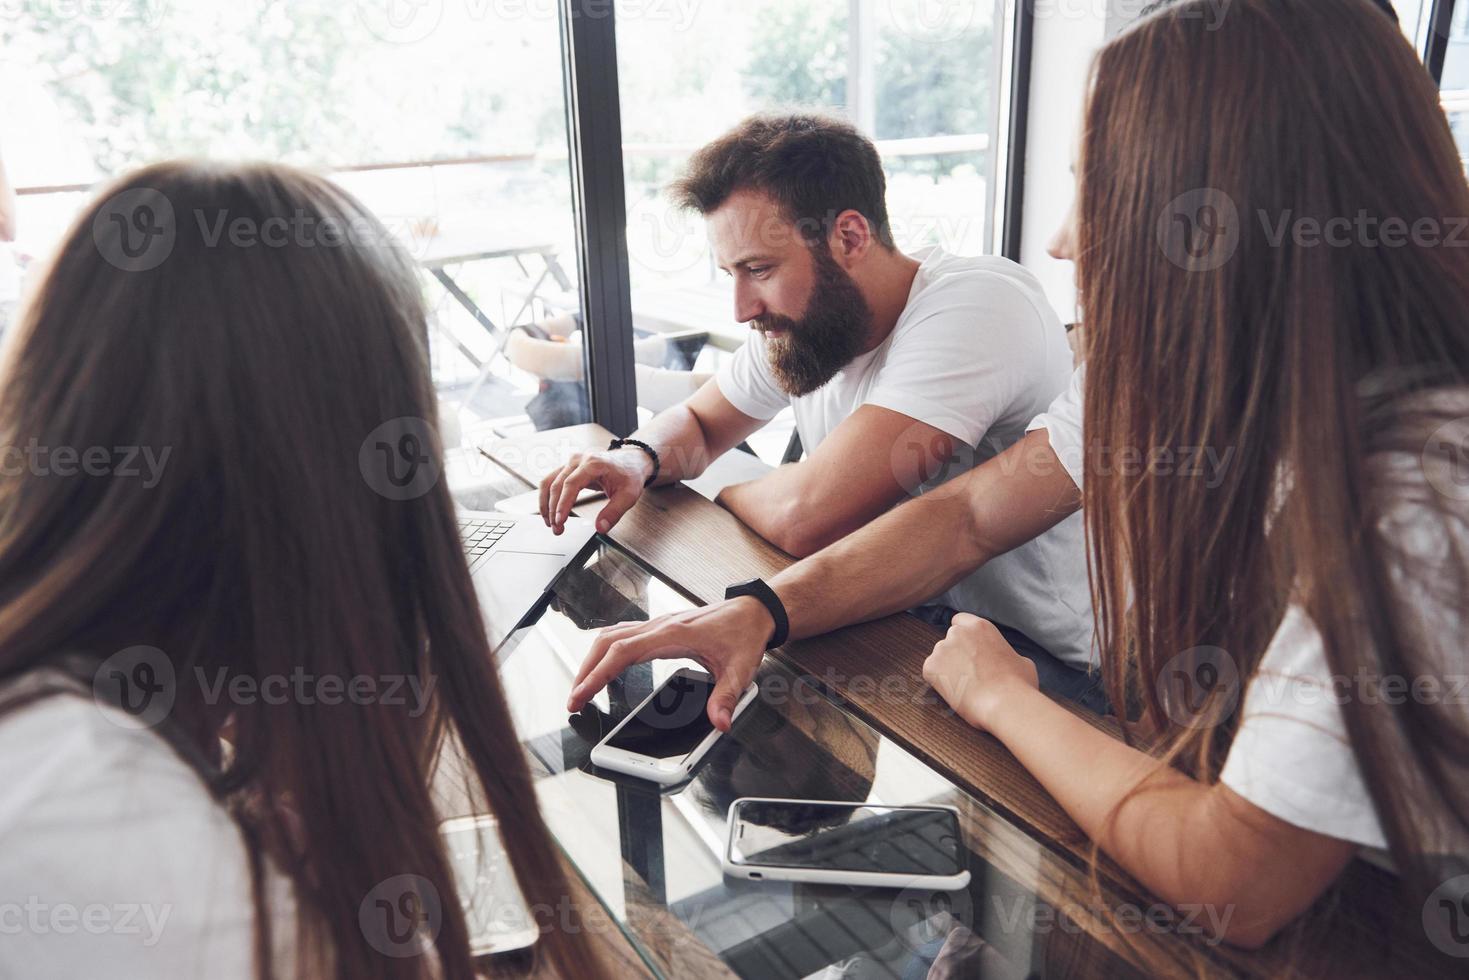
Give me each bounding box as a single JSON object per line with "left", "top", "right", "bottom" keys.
{"left": 497, "top": 539, "right": 1156, "bottom": 979}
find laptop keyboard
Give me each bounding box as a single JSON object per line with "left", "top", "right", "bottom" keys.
{"left": 459, "top": 517, "right": 517, "bottom": 560}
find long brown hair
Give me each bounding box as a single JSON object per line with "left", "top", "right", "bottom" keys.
{"left": 0, "top": 162, "right": 606, "bottom": 979}
{"left": 1080, "top": 0, "right": 1469, "bottom": 921}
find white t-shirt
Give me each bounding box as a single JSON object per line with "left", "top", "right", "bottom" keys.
{"left": 0, "top": 693, "right": 297, "bottom": 979}
{"left": 1220, "top": 437, "right": 1468, "bottom": 852}
{"left": 717, "top": 247, "right": 1095, "bottom": 667}
{"left": 1217, "top": 606, "right": 1392, "bottom": 849}
{"left": 1029, "top": 367, "right": 1469, "bottom": 850}
{"left": 1027, "top": 363, "right": 1086, "bottom": 489}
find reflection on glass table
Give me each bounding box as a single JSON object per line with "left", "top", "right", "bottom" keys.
{"left": 725, "top": 801, "right": 969, "bottom": 893}
{"left": 498, "top": 539, "right": 1155, "bottom": 979}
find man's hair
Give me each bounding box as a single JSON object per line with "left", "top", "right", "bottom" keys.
{"left": 670, "top": 112, "right": 897, "bottom": 250}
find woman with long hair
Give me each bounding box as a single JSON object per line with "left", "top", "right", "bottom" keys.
{"left": 0, "top": 161, "right": 605, "bottom": 978}
{"left": 924, "top": 0, "right": 1469, "bottom": 949}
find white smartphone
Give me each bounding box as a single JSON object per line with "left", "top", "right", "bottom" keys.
{"left": 722, "top": 798, "right": 971, "bottom": 890}
{"left": 588, "top": 667, "right": 758, "bottom": 786}
{"left": 439, "top": 815, "right": 539, "bottom": 957}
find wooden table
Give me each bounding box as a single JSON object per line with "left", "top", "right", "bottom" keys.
{"left": 479, "top": 423, "right": 1458, "bottom": 979}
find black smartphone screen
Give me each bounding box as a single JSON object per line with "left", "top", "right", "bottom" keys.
{"left": 731, "top": 803, "right": 964, "bottom": 876}
{"left": 604, "top": 672, "right": 717, "bottom": 761}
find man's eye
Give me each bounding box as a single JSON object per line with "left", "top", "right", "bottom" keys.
{"left": 748, "top": 266, "right": 771, "bottom": 277}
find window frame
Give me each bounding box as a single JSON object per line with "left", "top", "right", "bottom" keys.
{"left": 997, "top": 0, "right": 1036, "bottom": 260}
{"left": 1425, "top": 0, "right": 1460, "bottom": 83}
{"left": 559, "top": 0, "right": 640, "bottom": 437}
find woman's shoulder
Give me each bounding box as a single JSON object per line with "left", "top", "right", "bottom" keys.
{"left": 0, "top": 691, "right": 296, "bottom": 978}
{"left": 0, "top": 689, "right": 220, "bottom": 816}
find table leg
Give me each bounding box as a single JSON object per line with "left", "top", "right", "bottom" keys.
{"left": 431, "top": 266, "right": 502, "bottom": 362}
{"left": 429, "top": 314, "right": 484, "bottom": 371}
{"left": 542, "top": 251, "right": 574, "bottom": 292}
{"left": 618, "top": 784, "right": 667, "bottom": 905}
{"left": 611, "top": 665, "right": 667, "bottom": 904}
{"left": 508, "top": 266, "right": 554, "bottom": 327}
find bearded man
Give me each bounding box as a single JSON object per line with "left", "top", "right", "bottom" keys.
{"left": 539, "top": 113, "right": 1097, "bottom": 689}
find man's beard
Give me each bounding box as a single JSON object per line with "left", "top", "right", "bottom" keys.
{"left": 755, "top": 246, "right": 874, "bottom": 397}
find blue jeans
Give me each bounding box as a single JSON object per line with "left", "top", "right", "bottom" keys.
{"left": 912, "top": 605, "right": 1112, "bottom": 716}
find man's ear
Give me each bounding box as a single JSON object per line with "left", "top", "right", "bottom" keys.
{"left": 830, "top": 209, "right": 874, "bottom": 268}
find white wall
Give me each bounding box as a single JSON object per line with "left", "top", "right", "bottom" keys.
{"left": 1018, "top": 1, "right": 1148, "bottom": 320}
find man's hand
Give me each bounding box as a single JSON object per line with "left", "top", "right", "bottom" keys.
{"left": 538, "top": 448, "right": 653, "bottom": 535}
{"left": 566, "top": 596, "right": 775, "bottom": 730}
{"left": 922, "top": 613, "right": 1039, "bottom": 731}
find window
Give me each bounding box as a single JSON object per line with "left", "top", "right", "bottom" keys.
{"left": 1396, "top": 0, "right": 1469, "bottom": 166}
{"left": 0, "top": 1, "right": 1031, "bottom": 451}
{"left": 612, "top": 0, "right": 1010, "bottom": 462}
{"left": 1392, "top": 0, "right": 1430, "bottom": 43}
{"left": 0, "top": 1, "right": 589, "bottom": 454}
{"left": 1441, "top": 0, "right": 1469, "bottom": 165}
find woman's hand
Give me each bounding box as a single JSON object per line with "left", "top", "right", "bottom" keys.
{"left": 922, "top": 613, "right": 1039, "bottom": 731}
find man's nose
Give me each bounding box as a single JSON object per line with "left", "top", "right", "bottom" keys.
{"left": 733, "top": 280, "right": 765, "bottom": 324}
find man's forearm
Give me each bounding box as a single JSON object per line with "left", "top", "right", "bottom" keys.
{"left": 768, "top": 429, "right": 1081, "bottom": 640}
{"left": 717, "top": 462, "right": 863, "bottom": 558}
{"left": 772, "top": 485, "right": 986, "bottom": 639}
{"left": 623, "top": 403, "right": 718, "bottom": 484}
{"left": 716, "top": 472, "right": 784, "bottom": 540}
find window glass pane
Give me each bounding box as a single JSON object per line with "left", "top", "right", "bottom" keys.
{"left": 1441, "top": 1, "right": 1469, "bottom": 167}
{"left": 614, "top": 0, "right": 1004, "bottom": 463}
{"left": 0, "top": 1, "right": 587, "bottom": 497}
{"left": 1440, "top": 0, "right": 1469, "bottom": 86}
{"left": 1391, "top": 0, "right": 1429, "bottom": 45}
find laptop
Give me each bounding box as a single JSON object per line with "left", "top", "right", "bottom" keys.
{"left": 457, "top": 509, "right": 595, "bottom": 652}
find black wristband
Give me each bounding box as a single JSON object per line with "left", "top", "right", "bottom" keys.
{"left": 724, "top": 578, "right": 790, "bottom": 650}
{"left": 608, "top": 438, "right": 660, "bottom": 488}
